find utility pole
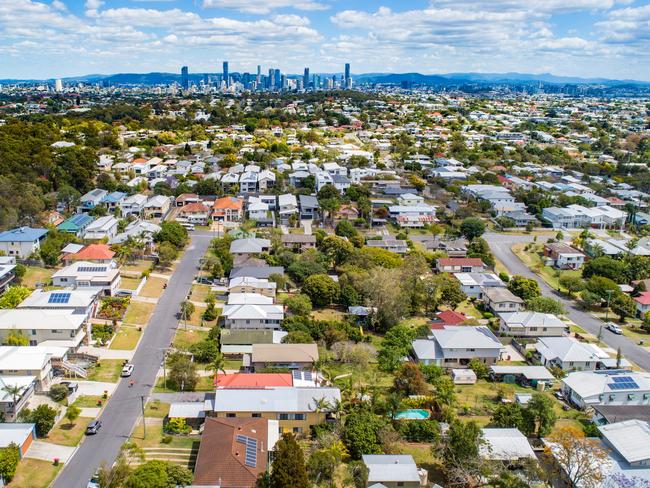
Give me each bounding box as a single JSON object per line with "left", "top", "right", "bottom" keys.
{"left": 140, "top": 395, "right": 146, "bottom": 438}
{"left": 605, "top": 289, "right": 613, "bottom": 322}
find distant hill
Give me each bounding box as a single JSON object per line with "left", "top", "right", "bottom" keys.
{"left": 2, "top": 71, "right": 649, "bottom": 87}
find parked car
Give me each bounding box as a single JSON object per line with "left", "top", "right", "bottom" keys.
{"left": 121, "top": 363, "right": 134, "bottom": 377}
{"left": 86, "top": 420, "right": 102, "bottom": 435}
{"left": 87, "top": 471, "right": 100, "bottom": 488}
{"left": 606, "top": 322, "right": 623, "bottom": 335}
{"left": 115, "top": 290, "right": 133, "bottom": 298}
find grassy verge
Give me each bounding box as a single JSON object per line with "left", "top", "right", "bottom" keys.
{"left": 173, "top": 329, "right": 208, "bottom": 350}
{"left": 189, "top": 284, "right": 213, "bottom": 303}
{"left": 511, "top": 243, "right": 581, "bottom": 290}
{"left": 72, "top": 395, "right": 104, "bottom": 408}
{"left": 45, "top": 417, "right": 94, "bottom": 447}
{"left": 140, "top": 277, "right": 167, "bottom": 298}
{"left": 123, "top": 302, "right": 155, "bottom": 325}
{"left": 145, "top": 399, "right": 170, "bottom": 418}
{"left": 87, "top": 359, "right": 124, "bottom": 383}
{"left": 9, "top": 459, "right": 62, "bottom": 488}
{"left": 109, "top": 326, "right": 141, "bottom": 350}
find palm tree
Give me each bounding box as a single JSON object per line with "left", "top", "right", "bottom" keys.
{"left": 211, "top": 353, "right": 226, "bottom": 378}
{"left": 311, "top": 397, "right": 332, "bottom": 415}
{"left": 2, "top": 384, "right": 23, "bottom": 416}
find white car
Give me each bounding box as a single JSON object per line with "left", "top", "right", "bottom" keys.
{"left": 606, "top": 322, "right": 623, "bottom": 335}
{"left": 121, "top": 363, "right": 134, "bottom": 377}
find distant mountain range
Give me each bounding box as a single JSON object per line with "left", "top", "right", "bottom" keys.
{"left": 1, "top": 71, "right": 649, "bottom": 87}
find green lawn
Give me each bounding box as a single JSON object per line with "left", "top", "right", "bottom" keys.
{"left": 123, "top": 302, "right": 155, "bottom": 325}
{"left": 453, "top": 301, "right": 483, "bottom": 320}
{"left": 145, "top": 399, "right": 170, "bottom": 418}
{"left": 8, "top": 459, "right": 62, "bottom": 488}
{"left": 140, "top": 277, "right": 167, "bottom": 298}
{"left": 87, "top": 359, "right": 124, "bottom": 383}
{"left": 46, "top": 417, "right": 94, "bottom": 447}
{"left": 129, "top": 420, "right": 198, "bottom": 449}
{"left": 511, "top": 243, "right": 581, "bottom": 291}
{"left": 189, "top": 284, "right": 213, "bottom": 303}
{"left": 312, "top": 308, "right": 346, "bottom": 321}
{"left": 21, "top": 266, "right": 53, "bottom": 288}
{"left": 119, "top": 276, "right": 141, "bottom": 290}
{"left": 121, "top": 260, "right": 153, "bottom": 275}
{"left": 398, "top": 316, "right": 430, "bottom": 330}
{"left": 154, "top": 375, "right": 214, "bottom": 393}
{"left": 72, "top": 395, "right": 104, "bottom": 408}
{"left": 224, "top": 359, "right": 242, "bottom": 370}
{"left": 109, "top": 326, "right": 141, "bottom": 350}
{"left": 621, "top": 325, "right": 650, "bottom": 343}
{"left": 173, "top": 328, "right": 208, "bottom": 350}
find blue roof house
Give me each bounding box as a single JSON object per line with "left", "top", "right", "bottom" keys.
{"left": 0, "top": 227, "right": 48, "bottom": 258}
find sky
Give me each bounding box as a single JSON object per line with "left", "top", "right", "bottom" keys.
{"left": 1, "top": 0, "right": 650, "bottom": 80}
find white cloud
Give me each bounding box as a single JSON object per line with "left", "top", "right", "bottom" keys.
{"left": 202, "top": 0, "right": 328, "bottom": 15}
{"left": 51, "top": 0, "right": 66, "bottom": 11}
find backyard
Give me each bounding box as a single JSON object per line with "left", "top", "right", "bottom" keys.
{"left": 21, "top": 266, "right": 53, "bottom": 288}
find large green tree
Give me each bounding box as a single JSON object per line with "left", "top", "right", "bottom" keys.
{"left": 270, "top": 433, "right": 309, "bottom": 488}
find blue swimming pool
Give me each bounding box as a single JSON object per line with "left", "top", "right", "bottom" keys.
{"left": 394, "top": 409, "right": 430, "bottom": 420}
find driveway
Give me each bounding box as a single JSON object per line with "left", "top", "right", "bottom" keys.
{"left": 76, "top": 381, "right": 117, "bottom": 396}
{"left": 26, "top": 441, "right": 76, "bottom": 463}
{"left": 484, "top": 232, "right": 650, "bottom": 371}
{"left": 52, "top": 233, "right": 213, "bottom": 488}
{"left": 78, "top": 346, "right": 134, "bottom": 360}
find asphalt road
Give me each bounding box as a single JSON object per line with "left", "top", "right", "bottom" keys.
{"left": 484, "top": 232, "right": 650, "bottom": 371}
{"left": 53, "top": 232, "right": 213, "bottom": 488}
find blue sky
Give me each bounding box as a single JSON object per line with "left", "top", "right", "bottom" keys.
{"left": 1, "top": 0, "right": 650, "bottom": 80}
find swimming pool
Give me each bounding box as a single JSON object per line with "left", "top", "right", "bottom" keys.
{"left": 394, "top": 409, "right": 430, "bottom": 420}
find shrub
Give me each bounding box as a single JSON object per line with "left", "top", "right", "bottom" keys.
{"left": 398, "top": 420, "right": 439, "bottom": 442}
{"left": 161, "top": 435, "right": 173, "bottom": 444}
{"left": 92, "top": 323, "right": 115, "bottom": 343}
{"left": 164, "top": 418, "right": 191, "bottom": 435}
{"left": 49, "top": 384, "right": 69, "bottom": 402}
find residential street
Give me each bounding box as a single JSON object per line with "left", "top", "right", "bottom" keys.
{"left": 484, "top": 232, "right": 650, "bottom": 371}
{"left": 52, "top": 232, "right": 213, "bottom": 488}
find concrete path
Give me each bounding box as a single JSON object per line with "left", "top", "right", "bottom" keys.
{"left": 76, "top": 381, "right": 117, "bottom": 396}
{"left": 79, "top": 346, "right": 134, "bottom": 360}
{"left": 132, "top": 296, "right": 158, "bottom": 304}
{"left": 53, "top": 233, "right": 213, "bottom": 488}
{"left": 484, "top": 232, "right": 650, "bottom": 371}
{"left": 301, "top": 220, "right": 313, "bottom": 235}
{"left": 26, "top": 441, "right": 76, "bottom": 463}
{"left": 149, "top": 273, "right": 170, "bottom": 280}
{"left": 79, "top": 407, "right": 101, "bottom": 418}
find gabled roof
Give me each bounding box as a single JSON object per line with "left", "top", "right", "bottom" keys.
{"left": 213, "top": 196, "right": 244, "bottom": 210}
{"left": 431, "top": 325, "right": 502, "bottom": 350}
{"left": 598, "top": 420, "right": 650, "bottom": 464}
{"left": 251, "top": 343, "right": 318, "bottom": 363}
{"left": 0, "top": 227, "right": 47, "bottom": 242}
{"left": 500, "top": 311, "right": 565, "bottom": 329}
{"left": 480, "top": 428, "right": 535, "bottom": 460}
{"left": 435, "top": 310, "right": 468, "bottom": 325}
{"left": 67, "top": 244, "right": 115, "bottom": 261}
{"left": 536, "top": 337, "right": 600, "bottom": 363}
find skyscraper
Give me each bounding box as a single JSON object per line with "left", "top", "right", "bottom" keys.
{"left": 223, "top": 61, "right": 229, "bottom": 88}
{"left": 344, "top": 63, "right": 351, "bottom": 89}
{"left": 274, "top": 69, "right": 281, "bottom": 89}
{"left": 303, "top": 68, "right": 310, "bottom": 90}
{"left": 181, "top": 66, "right": 189, "bottom": 90}
{"left": 54, "top": 79, "right": 63, "bottom": 92}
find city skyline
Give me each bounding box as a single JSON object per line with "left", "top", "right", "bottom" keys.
{"left": 1, "top": 0, "right": 650, "bottom": 80}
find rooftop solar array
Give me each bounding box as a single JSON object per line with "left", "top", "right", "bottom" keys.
{"left": 608, "top": 376, "right": 639, "bottom": 390}
{"left": 235, "top": 434, "right": 257, "bottom": 467}
{"left": 48, "top": 292, "right": 71, "bottom": 304}
{"left": 77, "top": 266, "right": 107, "bottom": 273}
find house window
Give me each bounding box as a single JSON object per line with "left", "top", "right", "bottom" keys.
{"left": 51, "top": 329, "right": 60, "bottom": 334}
{"left": 252, "top": 413, "right": 261, "bottom": 418}
{"left": 226, "top": 413, "right": 236, "bottom": 418}
{"left": 278, "top": 413, "right": 289, "bottom": 420}
{"left": 294, "top": 414, "right": 305, "bottom": 421}
{"left": 31, "top": 330, "right": 36, "bottom": 335}
{"left": 293, "top": 427, "right": 302, "bottom": 434}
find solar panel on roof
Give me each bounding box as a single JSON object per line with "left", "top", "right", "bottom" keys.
{"left": 235, "top": 435, "right": 257, "bottom": 467}
{"left": 77, "top": 266, "right": 106, "bottom": 273}
{"left": 48, "top": 292, "right": 71, "bottom": 304}
{"left": 608, "top": 380, "right": 639, "bottom": 390}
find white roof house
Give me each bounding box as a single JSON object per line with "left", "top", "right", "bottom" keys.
{"left": 82, "top": 215, "right": 118, "bottom": 240}
{"left": 535, "top": 336, "right": 600, "bottom": 371}
{"left": 562, "top": 370, "right": 650, "bottom": 409}
{"left": 413, "top": 325, "right": 502, "bottom": 368}
{"left": 599, "top": 420, "right": 650, "bottom": 466}
{"left": 227, "top": 293, "right": 274, "bottom": 305}
{"left": 499, "top": 311, "right": 567, "bottom": 337}
{"left": 221, "top": 304, "right": 284, "bottom": 330}
{"left": 52, "top": 261, "right": 121, "bottom": 295}
{"left": 211, "top": 387, "right": 340, "bottom": 413}
{"left": 480, "top": 428, "right": 536, "bottom": 461}
{"left": 362, "top": 455, "right": 422, "bottom": 486}
{"left": 229, "top": 238, "right": 271, "bottom": 255}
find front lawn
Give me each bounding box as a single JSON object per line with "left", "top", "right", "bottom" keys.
{"left": 173, "top": 328, "right": 209, "bottom": 350}
{"left": 109, "top": 326, "right": 141, "bottom": 350}
{"left": 119, "top": 276, "right": 141, "bottom": 290}
{"left": 87, "top": 359, "right": 124, "bottom": 383}
{"left": 129, "top": 420, "right": 198, "bottom": 449}
{"left": 189, "top": 284, "right": 213, "bottom": 303}
{"left": 21, "top": 266, "right": 53, "bottom": 288}
{"left": 145, "top": 399, "right": 170, "bottom": 418}
{"left": 9, "top": 459, "right": 62, "bottom": 488}
{"left": 121, "top": 260, "right": 153, "bottom": 275}
{"left": 46, "top": 417, "right": 94, "bottom": 447}
{"left": 511, "top": 243, "right": 581, "bottom": 291}
{"left": 123, "top": 302, "right": 155, "bottom": 325}
{"left": 140, "top": 277, "right": 167, "bottom": 298}
{"left": 72, "top": 395, "right": 104, "bottom": 408}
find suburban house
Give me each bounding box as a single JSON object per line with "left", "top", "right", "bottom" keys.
{"left": 209, "top": 386, "right": 341, "bottom": 435}
{"left": 299, "top": 195, "right": 320, "bottom": 221}
{"left": 543, "top": 243, "right": 586, "bottom": 270}
{"left": 0, "top": 423, "right": 37, "bottom": 458}
{"left": 366, "top": 238, "right": 409, "bottom": 254}
{"left": 229, "top": 266, "right": 284, "bottom": 281}
{"left": 278, "top": 194, "right": 298, "bottom": 223}
{"left": 144, "top": 195, "right": 172, "bottom": 220}
{"left": 62, "top": 244, "right": 115, "bottom": 265}
{"left": 436, "top": 257, "right": 485, "bottom": 273}
{"left": 219, "top": 330, "right": 286, "bottom": 357}
{"left": 78, "top": 188, "right": 108, "bottom": 211}
{"left": 280, "top": 234, "right": 316, "bottom": 252}
{"left": 247, "top": 343, "right": 318, "bottom": 371}
{"left": 388, "top": 204, "right": 437, "bottom": 228}
{"left": 453, "top": 272, "right": 504, "bottom": 299}
{"left": 0, "top": 309, "right": 87, "bottom": 348}
{"left": 362, "top": 455, "right": 425, "bottom": 488}
{"left": 0, "top": 257, "right": 16, "bottom": 293}
{"left": 535, "top": 336, "right": 600, "bottom": 372}
{"left": 0, "top": 227, "right": 48, "bottom": 258}
{"left": 431, "top": 310, "right": 469, "bottom": 327}
{"left": 412, "top": 325, "right": 502, "bottom": 368}
{"left": 192, "top": 417, "right": 278, "bottom": 488}
{"left": 52, "top": 261, "right": 121, "bottom": 296}
{"left": 634, "top": 291, "right": 650, "bottom": 317}
{"left": 18, "top": 289, "right": 99, "bottom": 322}
{"left": 57, "top": 213, "right": 95, "bottom": 237}
{"left": 424, "top": 237, "right": 468, "bottom": 257}
{"left": 489, "top": 365, "right": 555, "bottom": 388}
{"left": 561, "top": 370, "right": 650, "bottom": 409}
{"left": 499, "top": 312, "right": 567, "bottom": 337}
{"left": 228, "top": 277, "right": 276, "bottom": 298}
{"left": 177, "top": 202, "right": 211, "bottom": 225}
{"left": 229, "top": 238, "right": 271, "bottom": 257}
{"left": 221, "top": 303, "right": 284, "bottom": 330}
{"left": 82, "top": 215, "right": 119, "bottom": 241}
{"left": 479, "top": 428, "right": 535, "bottom": 462}
{"left": 482, "top": 287, "right": 524, "bottom": 313}
{"left": 0, "top": 346, "right": 67, "bottom": 391}
{"left": 212, "top": 197, "right": 244, "bottom": 225}
{"left": 0, "top": 376, "right": 36, "bottom": 421}
{"left": 120, "top": 194, "right": 148, "bottom": 217}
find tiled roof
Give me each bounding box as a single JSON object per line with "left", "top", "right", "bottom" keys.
{"left": 68, "top": 244, "right": 115, "bottom": 261}
{"left": 437, "top": 257, "right": 485, "bottom": 267}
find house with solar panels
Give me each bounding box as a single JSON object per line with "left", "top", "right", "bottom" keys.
{"left": 0, "top": 309, "right": 87, "bottom": 348}
{"left": 52, "top": 261, "right": 121, "bottom": 296}
{"left": 57, "top": 213, "right": 95, "bottom": 237}
{"left": 18, "top": 289, "right": 99, "bottom": 322}
{"left": 561, "top": 370, "right": 650, "bottom": 409}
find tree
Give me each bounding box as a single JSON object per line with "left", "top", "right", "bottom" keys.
{"left": 362, "top": 268, "right": 409, "bottom": 332}
{"left": 393, "top": 362, "right": 428, "bottom": 396}
{"left": 467, "top": 237, "right": 495, "bottom": 267}
{"left": 167, "top": 352, "right": 198, "bottom": 391}
{"left": 179, "top": 300, "right": 195, "bottom": 321}
{"left": 438, "top": 420, "right": 484, "bottom": 486}
{"left": 285, "top": 294, "right": 312, "bottom": 316}
{"left": 49, "top": 384, "right": 69, "bottom": 401}
{"left": 580, "top": 290, "right": 601, "bottom": 310}
{"left": 439, "top": 279, "right": 467, "bottom": 310}
{"left": 154, "top": 221, "right": 188, "bottom": 248}
{"left": 585, "top": 276, "right": 620, "bottom": 302}
{"left": 282, "top": 331, "right": 314, "bottom": 344}
{"left": 2, "top": 383, "right": 24, "bottom": 415}
{"left": 468, "top": 358, "right": 490, "bottom": 379}
{"left": 0, "top": 286, "right": 31, "bottom": 309}
{"left": 582, "top": 256, "right": 627, "bottom": 281}
{"left": 545, "top": 425, "right": 608, "bottom": 488}
{"left": 377, "top": 325, "right": 416, "bottom": 373}
{"left": 158, "top": 241, "right": 179, "bottom": 267}
{"left": 460, "top": 217, "right": 486, "bottom": 240}
{"left": 559, "top": 274, "right": 585, "bottom": 297}
{"left": 0, "top": 442, "right": 20, "bottom": 482}
{"left": 490, "top": 402, "right": 525, "bottom": 429}
{"left": 348, "top": 460, "right": 369, "bottom": 488}
{"left": 508, "top": 275, "right": 541, "bottom": 300}
{"left": 63, "top": 404, "right": 81, "bottom": 427}
{"left": 270, "top": 433, "right": 309, "bottom": 488}
{"left": 18, "top": 404, "right": 57, "bottom": 436}
{"left": 4, "top": 329, "right": 29, "bottom": 346}
{"left": 307, "top": 450, "right": 338, "bottom": 484}
{"left": 125, "top": 460, "right": 192, "bottom": 488}
{"left": 342, "top": 410, "right": 385, "bottom": 459}
{"left": 611, "top": 293, "right": 636, "bottom": 323}
{"left": 335, "top": 220, "right": 357, "bottom": 239}
{"left": 320, "top": 235, "right": 353, "bottom": 265}
{"left": 523, "top": 393, "right": 556, "bottom": 438}
{"left": 525, "top": 296, "right": 566, "bottom": 315}
{"left": 302, "top": 274, "right": 339, "bottom": 307}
